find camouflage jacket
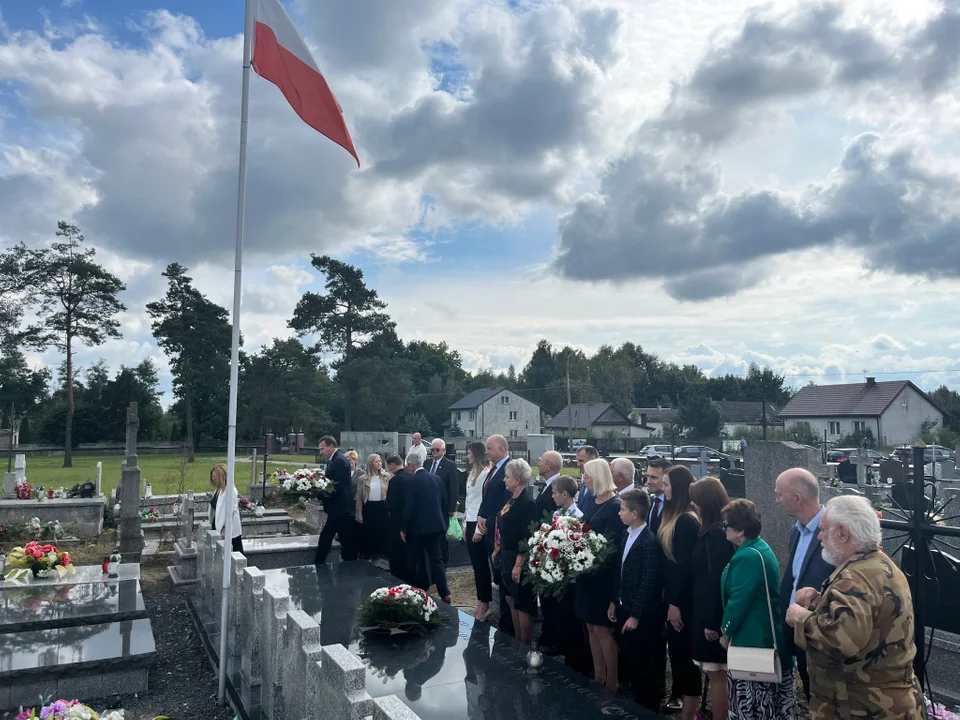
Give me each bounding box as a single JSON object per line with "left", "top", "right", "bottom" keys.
{"left": 793, "top": 548, "right": 923, "bottom": 720}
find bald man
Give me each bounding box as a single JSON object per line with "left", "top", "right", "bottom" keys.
{"left": 535, "top": 451, "right": 563, "bottom": 517}
{"left": 775, "top": 467, "right": 835, "bottom": 700}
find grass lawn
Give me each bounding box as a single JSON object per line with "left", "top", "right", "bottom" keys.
{"left": 22, "top": 452, "right": 322, "bottom": 498}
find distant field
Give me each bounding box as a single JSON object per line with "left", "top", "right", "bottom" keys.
{"left": 20, "top": 453, "right": 322, "bottom": 498}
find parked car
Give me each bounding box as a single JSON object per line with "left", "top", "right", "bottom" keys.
{"left": 639, "top": 444, "right": 673, "bottom": 459}
{"left": 827, "top": 448, "right": 886, "bottom": 464}
{"left": 924, "top": 445, "right": 955, "bottom": 463}
{"left": 673, "top": 445, "right": 730, "bottom": 462}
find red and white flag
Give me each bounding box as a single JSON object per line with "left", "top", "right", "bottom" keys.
{"left": 251, "top": 0, "right": 360, "bottom": 166}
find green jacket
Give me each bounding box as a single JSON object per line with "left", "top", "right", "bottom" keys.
{"left": 721, "top": 537, "right": 787, "bottom": 662}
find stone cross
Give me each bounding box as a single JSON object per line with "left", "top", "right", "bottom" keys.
{"left": 118, "top": 402, "right": 145, "bottom": 561}
{"left": 14, "top": 453, "right": 25, "bottom": 482}
{"left": 697, "top": 450, "right": 710, "bottom": 479}
{"left": 95, "top": 461, "right": 103, "bottom": 497}
{"left": 2, "top": 471, "right": 15, "bottom": 499}
{"left": 856, "top": 448, "right": 867, "bottom": 486}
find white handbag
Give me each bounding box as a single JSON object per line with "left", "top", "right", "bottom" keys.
{"left": 726, "top": 547, "right": 782, "bottom": 684}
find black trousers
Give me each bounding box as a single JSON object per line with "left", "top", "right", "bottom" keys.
{"left": 484, "top": 526, "right": 514, "bottom": 635}
{"left": 406, "top": 532, "right": 450, "bottom": 598}
{"left": 465, "top": 522, "right": 492, "bottom": 603}
{"left": 796, "top": 648, "right": 811, "bottom": 700}
{"left": 617, "top": 606, "right": 666, "bottom": 714}
{"left": 557, "top": 587, "right": 591, "bottom": 676}
{"left": 667, "top": 620, "right": 702, "bottom": 697}
{"left": 230, "top": 535, "right": 244, "bottom": 554}
{"left": 314, "top": 514, "right": 358, "bottom": 564}
{"left": 387, "top": 521, "right": 407, "bottom": 582}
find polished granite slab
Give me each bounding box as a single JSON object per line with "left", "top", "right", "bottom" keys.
{"left": 0, "top": 579, "right": 146, "bottom": 633}
{"left": 0, "top": 564, "right": 140, "bottom": 591}
{"left": 0, "top": 617, "right": 156, "bottom": 681}
{"left": 252, "top": 563, "right": 661, "bottom": 720}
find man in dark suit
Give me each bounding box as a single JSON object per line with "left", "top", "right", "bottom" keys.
{"left": 426, "top": 439, "right": 460, "bottom": 562}
{"left": 644, "top": 458, "right": 671, "bottom": 537}
{"left": 385, "top": 453, "right": 411, "bottom": 582}
{"left": 535, "top": 450, "right": 562, "bottom": 651}
{"left": 314, "top": 435, "right": 359, "bottom": 564}
{"left": 575, "top": 445, "right": 599, "bottom": 510}
{"left": 775, "top": 467, "right": 835, "bottom": 700}
{"left": 401, "top": 452, "right": 451, "bottom": 602}
{"left": 477, "top": 434, "right": 513, "bottom": 634}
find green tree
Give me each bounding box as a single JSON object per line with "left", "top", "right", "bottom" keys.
{"left": 24, "top": 222, "right": 126, "bottom": 467}
{"left": 0, "top": 343, "right": 50, "bottom": 442}
{"left": 0, "top": 243, "right": 29, "bottom": 346}
{"left": 146, "top": 263, "right": 231, "bottom": 460}
{"left": 677, "top": 392, "right": 722, "bottom": 441}
{"left": 289, "top": 255, "right": 394, "bottom": 431}
{"left": 931, "top": 386, "right": 960, "bottom": 434}
{"left": 402, "top": 411, "right": 433, "bottom": 437}
{"left": 238, "top": 338, "right": 335, "bottom": 440}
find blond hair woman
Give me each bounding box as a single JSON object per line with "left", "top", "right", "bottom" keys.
{"left": 356, "top": 453, "right": 391, "bottom": 558}
{"left": 210, "top": 463, "right": 243, "bottom": 554}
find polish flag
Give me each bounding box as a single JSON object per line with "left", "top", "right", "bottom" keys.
{"left": 251, "top": 0, "right": 360, "bottom": 167}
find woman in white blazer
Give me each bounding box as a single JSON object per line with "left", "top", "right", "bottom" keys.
{"left": 210, "top": 463, "right": 243, "bottom": 553}
{"left": 464, "top": 441, "right": 492, "bottom": 619}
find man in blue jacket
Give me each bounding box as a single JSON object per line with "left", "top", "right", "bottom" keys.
{"left": 314, "top": 435, "right": 359, "bottom": 564}
{"left": 775, "top": 467, "right": 835, "bottom": 700}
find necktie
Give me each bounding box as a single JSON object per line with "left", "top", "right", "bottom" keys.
{"left": 432, "top": 460, "right": 439, "bottom": 474}
{"left": 651, "top": 496, "right": 660, "bottom": 523}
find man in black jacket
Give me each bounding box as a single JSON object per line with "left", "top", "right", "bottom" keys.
{"left": 775, "top": 467, "right": 835, "bottom": 700}
{"left": 401, "top": 452, "right": 450, "bottom": 602}
{"left": 535, "top": 450, "right": 562, "bottom": 651}
{"left": 425, "top": 439, "right": 460, "bottom": 562}
{"left": 385, "top": 454, "right": 410, "bottom": 582}
{"left": 314, "top": 435, "right": 359, "bottom": 564}
{"left": 477, "top": 434, "right": 513, "bottom": 633}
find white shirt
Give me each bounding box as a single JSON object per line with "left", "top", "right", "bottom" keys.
{"left": 554, "top": 503, "right": 584, "bottom": 520}
{"left": 621, "top": 523, "right": 646, "bottom": 571}
{"left": 407, "top": 443, "right": 428, "bottom": 464}
{"left": 465, "top": 467, "right": 490, "bottom": 522}
{"left": 368, "top": 474, "right": 382, "bottom": 502}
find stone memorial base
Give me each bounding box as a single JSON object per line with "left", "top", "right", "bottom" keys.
{"left": 142, "top": 509, "right": 291, "bottom": 542}
{"left": 0, "top": 564, "right": 157, "bottom": 711}
{"left": 0, "top": 497, "right": 106, "bottom": 539}
{"left": 187, "top": 520, "right": 662, "bottom": 720}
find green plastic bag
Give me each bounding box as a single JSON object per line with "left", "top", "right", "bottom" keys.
{"left": 447, "top": 516, "right": 463, "bottom": 541}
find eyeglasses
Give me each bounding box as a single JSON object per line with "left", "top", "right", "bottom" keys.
{"left": 431, "top": 448, "right": 444, "bottom": 453}
{"left": 722, "top": 521, "right": 729, "bottom": 529}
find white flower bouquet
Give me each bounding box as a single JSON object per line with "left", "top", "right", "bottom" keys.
{"left": 358, "top": 584, "right": 442, "bottom": 636}
{"left": 522, "top": 514, "right": 616, "bottom": 598}
{"left": 280, "top": 467, "right": 333, "bottom": 498}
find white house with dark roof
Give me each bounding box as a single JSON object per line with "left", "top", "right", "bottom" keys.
{"left": 715, "top": 401, "right": 782, "bottom": 436}
{"left": 447, "top": 387, "right": 543, "bottom": 439}
{"left": 631, "top": 406, "right": 679, "bottom": 436}
{"left": 547, "top": 403, "right": 653, "bottom": 438}
{"left": 778, "top": 378, "right": 943, "bottom": 448}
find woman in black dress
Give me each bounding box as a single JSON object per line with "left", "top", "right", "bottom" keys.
{"left": 689, "top": 477, "right": 735, "bottom": 720}
{"left": 574, "top": 458, "right": 622, "bottom": 690}
{"left": 492, "top": 458, "right": 541, "bottom": 645}
{"left": 659, "top": 464, "right": 702, "bottom": 720}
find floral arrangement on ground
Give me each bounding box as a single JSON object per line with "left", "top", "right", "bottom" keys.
{"left": 276, "top": 468, "right": 333, "bottom": 498}
{"left": 358, "top": 584, "right": 442, "bottom": 636}
{"left": 14, "top": 703, "right": 168, "bottom": 720}
{"left": 140, "top": 507, "right": 161, "bottom": 523}
{"left": 522, "top": 514, "right": 617, "bottom": 598}
{"left": 4, "top": 541, "right": 75, "bottom": 580}
{"left": 1, "top": 517, "right": 64, "bottom": 542}
{"left": 928, "top": 701, "right": 960, "bottom": 720}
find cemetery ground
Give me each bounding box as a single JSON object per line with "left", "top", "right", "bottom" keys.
{"left": 24, "top": 452, "right": 321, "bottom": 498}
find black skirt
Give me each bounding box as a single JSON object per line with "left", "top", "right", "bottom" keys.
{"left": 501, "top": 549, "right": 538, "bottom": 615}
{"left": 359, "top": 500, "right": 390, "bottom": 557}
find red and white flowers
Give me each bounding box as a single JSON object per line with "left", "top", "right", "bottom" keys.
{"left": 280, "top": 467, "right": 333, "bottom": 498}
{"left": 523, "top": 515, "right": 616, "bottom": 598}
{"left": 5, "top": 541, "right": 76, "bottom": 580}
{"left": 359, "top": 584, "right": 442, "bottom": 635}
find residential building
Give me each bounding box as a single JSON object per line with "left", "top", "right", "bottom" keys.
{"left": 447, "top": 387, "right": 543, "bottom": 439}
{"left": 778, "top": 378, "right": 943, "bottom": 448}
{"left": 546, "top": 403, "right": 653, "bottom": 438}
{"left": 715, "top": 401, "right": 782, "bottom": 436}
{"left": 631, "top": 406, "right": 679, "bottom": 436}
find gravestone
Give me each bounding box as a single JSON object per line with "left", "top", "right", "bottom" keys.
{"left": 856, "top": 449, "right": 867, "bottom": 486}
{"left": 118, "top": 403, "right": 145, "bottom": 562}
{"left": 879, "top": 459, "right": 905, "bottom": 484}
{"left": 744, "top": 441, "right": 827, "bottom": 568}
{"left": 2, "top": 472, "right": 14, "bottom": 499}
{"left": 14, "top": 453, "right": 25, "bottom": 482}
{"left": 95, "top": 461, "right": 103, "bottom": 497}
{"left": 168, "top": 491, "right": 199, "bottom": 587}
{"left": 941, "top": 459, "right": 958, "bottom": 480}
{"left": 697, "top": 450, "right": 709, "bottom": 478}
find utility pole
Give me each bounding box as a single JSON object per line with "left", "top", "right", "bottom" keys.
{"left": 761, "top": 400, "right": 768, "bottom": 441}
{"left": 566, "top": 358, "right": 572, "bottom": 451}
{"left": 6, "top": 402, "right": 14, "bottom": 473}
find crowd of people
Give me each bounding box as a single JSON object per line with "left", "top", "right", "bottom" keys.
{"left": 307, "top": 433, "right": 925, "bottom": 720}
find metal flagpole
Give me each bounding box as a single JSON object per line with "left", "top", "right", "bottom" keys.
{"left": 218, "top": 0, "right": 255, "bottom": 704}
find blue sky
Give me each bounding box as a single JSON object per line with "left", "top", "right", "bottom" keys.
{"left": 2, "top": 0, "right": 960, "bottom": 406}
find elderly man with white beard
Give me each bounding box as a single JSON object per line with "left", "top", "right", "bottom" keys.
{"left": 785, "top": 495, "right": 923, "bottom": 720}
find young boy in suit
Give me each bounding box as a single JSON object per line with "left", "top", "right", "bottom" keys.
{"left": 608, "top": 489, "right": 665, "bottom": 713}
